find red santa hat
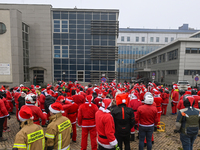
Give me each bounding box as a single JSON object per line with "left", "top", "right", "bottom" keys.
{"left": 116, "top": 93, "right": 129, "bottom": 106}
{"left": 102, "top": 99, "right": 112, "bottom": 111}
{"left": 41, "top": 88, "right": 46, "bottom": 93}
{"left": 18, "top": 105, "right": 34, "bottom": 122}
{"left": 86, "top": 95, "right": 93, "bottom": 107}
{"left": 98, "top": 92, "right": 102, "bottom": 97}
{"left": 165, "top": 87, "right": 169, "bottom": 91}
{"left": 188, "top": 87, "right": 192, "bottom": 91}
{"left": 57, "top": 96, "right": 65, "bottom": 101}
{"left": 186, "top": 96, "right": 195, "bottom": 108}
{"left": 154, "top": 91, "right": 160, "bottom": 95}
{"left": 31, "top": 85, "right": 34, "bottom": 89}
{"left": 35, "top": 85, "right": 41, "bottom": 89}
{"left": 49, "top": 102, "right": 65, "bottom": 114}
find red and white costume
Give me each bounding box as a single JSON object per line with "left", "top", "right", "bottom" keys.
{"left": 95, "top": 99, "right": 118, "bottom": 149}
{"left": 78, "top": 95, "right": 98, "bottom": 150}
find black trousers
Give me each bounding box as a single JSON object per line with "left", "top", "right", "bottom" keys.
{"left": 98, "top": 144, "right": 115, "bottom": 150}
{"left": 115, "top": 134, "right": 130, "bottom": 150}
{"left": 0, "top": 118, "right": 5, "bottom": 137}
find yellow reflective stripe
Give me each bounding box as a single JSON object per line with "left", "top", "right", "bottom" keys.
{"left": 27, "top": 144, "right": 30, "bottom": 150}
{"left": 45, "top": 133, "right": 55, "bottom": 139}
{"left": 58, "top": 119, "right": 71, "bottom": 132}
{"left": 27, "top": 129, "right": 44, "bottom": 144}
{"left": 42, "top": 138, "right": 45, "bottom": 150}
{"left": 13, "top": 143, "right": 27, "bottom": 148}
{"left": 58, "top": 133, "right": 62, "bottom": 150}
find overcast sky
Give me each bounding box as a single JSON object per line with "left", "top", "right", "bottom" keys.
{"left": 0, "top": 0, "right": 199, "bottom": 29}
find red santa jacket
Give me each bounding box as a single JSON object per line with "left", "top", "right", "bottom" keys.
{"left": 72, "top": 95, "right": 85, "bottom": 108}
{"left": 2, "top": 97, "right": 10, "bottom": 111}
{"left": 154, "top": 96, "right": 162, "bottom": 113}
{"left": 135, "top": 104, "right": 158, "bottom": 126}
{"left": 78, "top": 102, "right": 98, "bottom": 127}
{"left": 192, "top": 95, "right": 200, "bottom": 109}
{"left": 78, "top": 91, "right": 86, "bottom": 98}
{"left": 95, "top": 107, "right": 117, "bottom": 149}
{"left": 39, "top": 94, "right": 46, "bottom": 111}
{"left": 162, "top": 93, "right": 169, "bottom": 105}
{"left": 14, "top": 92, "right": 21, "bottom": 105}
{"left": 172, "top": 90, "right": 179, "bottom": 103}
{"left": 177, "top": 99, "right": 185, "bottom": 110}
{"left": 25, "top": 104, "right": 46, "bottom": 125}
{"left": 67, "top": 102, "right": 78, "bottom": 124}
{"left": 0, "top": 99, "right": 9, "bottom": 118}
{"left": 6, "top": 90, "right": 12, "bottom": 102}
{"left": 86, "top": 88, "right": 93, "bottom": 95}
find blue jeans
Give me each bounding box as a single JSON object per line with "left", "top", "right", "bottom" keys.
{"left": 139, "top": 126, "right": 154, "bottom": 150}
{"left": 180, "top": 133, "right": 197, "bottom": 150}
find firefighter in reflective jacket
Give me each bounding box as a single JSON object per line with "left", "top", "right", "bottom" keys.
{"left": 45, "top": 102, "right": 72, "bottom": 150}
{"left": 13, "top": 105, "right": 45, "bottom": 150}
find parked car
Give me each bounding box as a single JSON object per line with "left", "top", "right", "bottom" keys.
{"left": 131, "top": 77, "right": 137, "bottom": 83}
{"left": 177, "top": 81, "right": 190, "bottom": 91}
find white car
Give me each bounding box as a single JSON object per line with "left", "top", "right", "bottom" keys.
{"left": 177, "top": 81, "right": 190, "bottom": 91}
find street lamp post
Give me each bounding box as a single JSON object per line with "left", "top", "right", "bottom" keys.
{"left": 63, "top": 72, "right": 65, "bottom": 82}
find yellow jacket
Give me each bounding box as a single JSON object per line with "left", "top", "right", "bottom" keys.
{"left": 13, "top": 119, "right": 45, "bottom": 150}
{"left": 45, "top": 113, "right": 72, "bottom": 150}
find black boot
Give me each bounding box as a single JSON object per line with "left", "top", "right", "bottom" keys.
{"left": 137, "top": 133, "right": 139, "bottom": 139}
{"left": 130, "top": 134, "right": 135, "bottom": 141}
{"left": 144, "top": 143, "right": 147, "bottom": 147}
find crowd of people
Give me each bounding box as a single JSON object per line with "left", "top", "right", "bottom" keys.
{"left": 0, "top": 79, "right": 200, "bottom": 150}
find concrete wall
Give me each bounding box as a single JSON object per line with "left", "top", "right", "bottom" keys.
{"left": 179, "top": 41, "right": 200, "bottom": 86}
{"left": 0, "top": 4, "right": 52, "bottom": 86}
{"left": 0, "top": 10, "right": 13, "bottom": 83}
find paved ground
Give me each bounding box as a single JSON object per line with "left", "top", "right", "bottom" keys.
{"left": 1, "top": 105, "right": 200, "bottom": 150}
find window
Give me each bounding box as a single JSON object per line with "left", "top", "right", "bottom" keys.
{"left": 165, "top": 37, "right": 168, "bottom": 42}
{"left": 33, "top": 70, "right": 44, "bottom": 84}
{"left": 142, "top": 37, "right": 145, "bottom": 42}
{"left": 0, "top": 22, "right": 6, "bottom": 34}
{"left": 152, "top": 57, "right": 157, "bottom": 64}
{"left": 136, "top": 37, "right": 139, "bottom": 42}
{"left": 185, "top": 48, "right": 200, "bottom": 54}
{"left": 121, "top": 36, "right": 124, "bottom": 41}
{"left": 171, "top": 37, "right": 174, "bottom": 41}
{"left": 54, "top": 46, "right": 69, "bottom": 58}
{"left": 184, "top": 70, "right": 200, "bottom": 75}
{"left": 54, "top": 20, "right": 68, "bottom": 33}
{"left": 156, "top": 37, "right": 159, "bottom": 42}
{"left": 147, "top": 59, "right": 151, "bottom": 65}
{"left": 150, "top": 37, "right": 154, "bottom": 42}
{"left": 158, "top": 54, "right": 165, "bottom": 63}
{"left": 22, "top": 23, "right": 29, "bottom": 82}
{"left": 127, "top": 36, "right": 130, "bottom": 41}
{"left": 167, "top": 49, "right": 178, "bottom": 61}
{"left": 167, "top": 70, "right": 177, "bottom": 75}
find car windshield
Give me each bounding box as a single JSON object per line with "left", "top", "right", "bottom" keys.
{"left": 178, "top": 82, "right": 189, "bottom": 84}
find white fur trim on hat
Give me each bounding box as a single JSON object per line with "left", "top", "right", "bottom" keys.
{"left": 49, "top": 105, "right": 65, "bottom": 114}
{"left": 18, "top": 113, "right": 34, "bottom": 122}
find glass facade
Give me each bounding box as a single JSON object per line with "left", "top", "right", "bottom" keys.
{"left": 53, "top": 10, "right": 118, "bottom": 82}
{"left": 22, "top": 23, "right": 29, "bottom": 82}
{"left": 118, "top": 45, "right": 161, "bottom": 80}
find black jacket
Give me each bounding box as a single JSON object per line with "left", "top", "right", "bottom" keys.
{"left": 111, "top": 104, "right": 135, "bottom": 136}
{"left": 44, "top": 95, "right": 56, "bottom": 113}
{"left": 18, "top": 96, "right": 25, "bottom": 110}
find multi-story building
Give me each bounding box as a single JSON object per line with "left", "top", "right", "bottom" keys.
{"left": 52, "top": 8, "right": 119, "bottom": 83}
{"left": 135, "top": 31, "right": 200, "bottom": 86}
{"left": 0, "top": 3, "right": 119, "bottom": 86}
{"left": 117, "top": 24, "right": 199, "bottom": 82}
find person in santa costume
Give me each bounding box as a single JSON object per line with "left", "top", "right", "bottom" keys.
{"left": 111, "top": 93, "right": 135, "bottom": 150}
{"left": 153, "top": 91, "right": 162, "bottom": 125}
{"left": 128, "top": 91, "right": 142, "bottom": 141}
{"left": 171, "top": 86, "right": 179, "bottom": 114}
{"left": 135, "top": 92, "right": 158, "bottom": 150}
{"left": 25, "top": 93, "right": 47, "bottom": 126}
{"left": 95, "top": 98, "right": 120, "bottom": 150}
{"left": 78, "top": 95, "right": 99, "bottom": 150}
{"left": 161, "top": 88, "right": 169, "bottom": 115}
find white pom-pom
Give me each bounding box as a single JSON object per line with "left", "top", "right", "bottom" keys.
{"left": 89, "top": 104, "right": 91, "bottom": 107}
{"left": 122, "top": 99, "right": 126, "bottom": 103}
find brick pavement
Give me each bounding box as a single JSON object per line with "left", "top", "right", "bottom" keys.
{"left": 1, "top": 113, "right": 200, "bottom": 150}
